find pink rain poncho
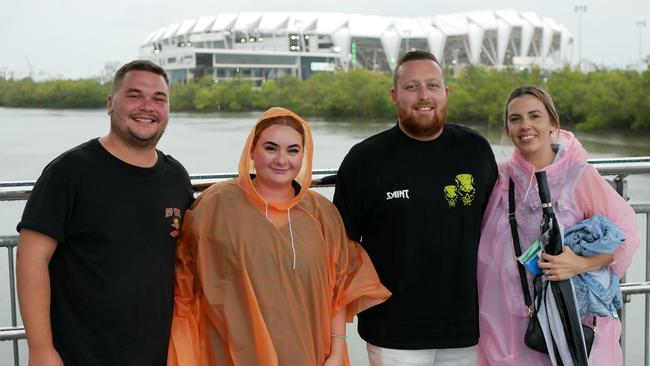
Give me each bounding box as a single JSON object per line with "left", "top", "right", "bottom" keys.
{"left": 477, "top": 130, "right": 640, "bottom": 366}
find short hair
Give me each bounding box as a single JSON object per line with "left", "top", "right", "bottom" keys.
{"left": 111, "top": 60, "right": 169, "bottom": 93}
{"left": 393, "top": 50, "right": 444, "bottom": 88}
{"left": 252, "top": 115, "right": 305, "bottom": 148}
{"left": 503, "top": 86, "right": 560, "bottom": 132}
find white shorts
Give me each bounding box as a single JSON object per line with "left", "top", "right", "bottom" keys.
{"left": 367, "top": 343, "right": 479, "bottom": 366}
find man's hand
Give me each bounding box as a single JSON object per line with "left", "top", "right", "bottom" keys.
{"left": 17, "top": 229, "right": 59, "bottom": 366}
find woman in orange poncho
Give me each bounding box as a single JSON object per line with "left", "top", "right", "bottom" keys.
{"left": 168, "top": 107, "right": 391, "bottom": 366}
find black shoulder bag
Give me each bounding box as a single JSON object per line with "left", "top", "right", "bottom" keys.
{"left": 508, "top": 177, "right": 595, "bottom": 355}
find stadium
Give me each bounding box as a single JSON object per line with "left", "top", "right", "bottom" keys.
{"left": 139, "top": 10, "right": 574, "bottom": 84}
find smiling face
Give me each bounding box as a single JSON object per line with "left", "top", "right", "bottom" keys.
{"left": 506, "top": 94, "right": 559, "bottom": 166}
{"left": 251, "top": 124, "right": 304, "bottom": 192}
{"left": 107, "top": 70, "right": 169, "bottom": 150}
{"left": 391, "top": 59, "right": 449, "bottom": 140}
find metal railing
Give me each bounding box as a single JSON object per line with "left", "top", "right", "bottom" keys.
{"left": 0, "top": 236, "right": 21, "bottom": 366}
{"left": 1, "top": 160, "right": 649, "bottom": 365}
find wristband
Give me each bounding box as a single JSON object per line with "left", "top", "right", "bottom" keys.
{"left": 330, "top": 333, "right": 348, "bottom": 341}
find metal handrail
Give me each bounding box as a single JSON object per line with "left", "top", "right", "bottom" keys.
{"left": 2, "top": 157, "right": 650, "bottom": 201}
{"left": 621, "top": 282, "right": 650, "bottom": 296}
{"left": 0, "top": 327, "right": 24, "bottom": 342}
{"left": 588, "top": 157, "right": 650, "bottom": 175}
{"left": 0, "top": 169, "right": 340, "bottom": 201}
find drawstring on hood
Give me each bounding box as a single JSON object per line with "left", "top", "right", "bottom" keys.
{"left": 520, "top": 142, "right": 565, "bottom": 204}
{"left": 262, "top": 201, "right": 296, "bottom": 270}
{"left": 522, "top": 169, "right": 536, "bottom": 204}
{"left": 238, "top": 107, "right": 313, "bottom": 271}
{"left": 264, "top": 202, "right": 273, "bottom": 222}
{"left": 288, "top": 208, "right": 296, "bottom": 270}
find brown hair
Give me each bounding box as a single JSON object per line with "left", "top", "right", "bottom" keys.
{"left": 252, "top": 116, "right": 305, "bottom": 148}
{"left": 393, "top": 50, "right": 444, "bottom": 88}
{"left": 503, "top": 85, "right": 560, "bottom": 133}
{"left": 111, "top": 60, "right": 169, "bottom": 93}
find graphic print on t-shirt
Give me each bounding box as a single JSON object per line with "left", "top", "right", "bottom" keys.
{"left": 443, "top": 173, "right": 475, "bottom": 207}
{"left": 385, "top": 189, "right": 410, "bottom": 200}
{"left": 165, "top": 207, "right": 182, "bottom": 238}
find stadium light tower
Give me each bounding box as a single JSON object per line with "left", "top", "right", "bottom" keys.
{"left": 637, "top": 20, "right": 646, "bottom": 70}
{"left": 575, "top": 5, "right": 587, "bottom": 70}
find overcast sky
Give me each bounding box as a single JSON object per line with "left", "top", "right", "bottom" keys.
{"left": 1, "top": 0, "right": 648, "bottom": 79}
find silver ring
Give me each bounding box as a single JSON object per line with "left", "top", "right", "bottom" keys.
{"left": 544, "top": 269, "right": 550, "bottom": 275}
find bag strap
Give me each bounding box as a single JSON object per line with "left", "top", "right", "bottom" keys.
{"left": 509, "top": 178, "right": 534, "bottom": 309}
{"left": 510, "top": 181, "right": 598, "bottom": 327}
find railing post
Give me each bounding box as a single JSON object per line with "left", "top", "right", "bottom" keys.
{"left": 646, "top": 213, "right": 650, "bottom": 366}
{"left": 612, "top": 174, "right": 629, "bottom": 201}
{"left": 614, "top": 175, "right": 630, "bottom": 360}
{"left": 7, "top": 245, "right": 20, "bottom": 366}
{"left": 621, "top": 272, "right": 626, "bottom": 356}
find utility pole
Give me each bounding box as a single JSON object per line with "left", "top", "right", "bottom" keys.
{"left": 24, "top": 57, "right": 34, "bottom": 79}
{"left": 637, "top": 20, "right": 646, "bottom": 71}
{"left": 574, "top": 5, "right": 587, "bottom": 71}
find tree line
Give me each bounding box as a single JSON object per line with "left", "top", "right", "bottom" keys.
{"left": 1, "top": 66, "right": 648, "bottom": 130}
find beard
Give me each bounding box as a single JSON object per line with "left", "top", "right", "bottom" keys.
{"left": 396, "top": 103, "right": 447, "bottom": 140}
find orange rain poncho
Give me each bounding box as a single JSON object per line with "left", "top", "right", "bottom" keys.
{"left": 168, "top": 107, "right": 391, "bottom": 366}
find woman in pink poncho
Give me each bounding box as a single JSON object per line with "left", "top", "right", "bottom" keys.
{"left": 477, "top": 86, "right": 640, "bottom": 365}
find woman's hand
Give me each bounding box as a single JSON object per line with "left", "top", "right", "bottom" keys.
{"left": 323, "top": 339, "right": 346, "bottom": 366}
{"left": 326, "top": 306, "right": 347, "bottom": 366}
{"left": 539, "top": 246, "right": 584, "bottom": 281}
{"left": 539, "top": 246, "right": 613, "bottom": 281}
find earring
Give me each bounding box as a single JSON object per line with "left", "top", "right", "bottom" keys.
{"left": 550, "top": 129, "right": 559, "bottom": 144}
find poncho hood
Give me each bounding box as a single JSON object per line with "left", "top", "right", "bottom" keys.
{"left": 510, "top": 129, "right": 587, "bottom": 178}
{"left": 238, "top": 107, "right": 313, "bottom": 211}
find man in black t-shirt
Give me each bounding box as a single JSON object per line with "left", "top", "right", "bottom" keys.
{"left": 334, "top": 50, "right": 497, "bottom": 365}
{"left": 16, "top": 61, "right": 194, "bottom": 366}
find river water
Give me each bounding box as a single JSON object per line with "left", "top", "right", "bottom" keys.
{"left": 0, "top": 107, "right": 648, "bottom": 364}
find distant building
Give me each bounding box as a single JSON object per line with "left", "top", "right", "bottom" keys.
{"left": 99, "top": 61, "right": 122, "bottom": 84}
{"left": 0, "top": 67, "right": 14, "bottom": 80}
{"left": 0, "top": 67, "right": 30, "bottom": 80}
{"left": 139, "top": 10, "right": 573, "bottom": 84}
{"left": 0, "top": 66, "right": 19, "bottom": 80}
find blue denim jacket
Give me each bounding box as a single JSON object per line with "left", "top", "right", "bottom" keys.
{"left": 564, "top": 215, "right": 625, "bottom": 319}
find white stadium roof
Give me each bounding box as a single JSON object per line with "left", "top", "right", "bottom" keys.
{"left": 141, "top": 10, "right": 573, "bottom": 69}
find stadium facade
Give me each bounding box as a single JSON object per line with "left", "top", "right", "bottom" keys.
{"left": 139, "top": 10, "right": 573, "bottom": 84}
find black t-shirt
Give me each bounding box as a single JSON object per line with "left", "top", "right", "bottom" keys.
{"left": 18, "top": 139, "right": 194, "bottom": 365}
{"left": 333, "top": 124, "right": 497, "bottom": 349}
